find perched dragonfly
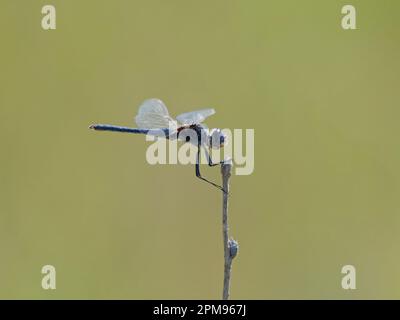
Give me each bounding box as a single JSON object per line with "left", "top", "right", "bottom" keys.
{"left": 89, "top": 98, "right": 227, "bottom": 192}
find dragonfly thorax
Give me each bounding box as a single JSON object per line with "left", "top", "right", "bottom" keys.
{"left": 176, "top": 125, "right": 225, "bottom": 149}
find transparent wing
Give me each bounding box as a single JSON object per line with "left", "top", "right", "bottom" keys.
{"left": 176, "top": 108, "right": 215, "bottom": 125}
{"left": 135, "top": 98, "right": 177, "bottom": 129}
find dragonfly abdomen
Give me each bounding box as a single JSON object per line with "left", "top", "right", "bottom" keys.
{"left": 89, "top": 124, "right": 151, "bottom": 134}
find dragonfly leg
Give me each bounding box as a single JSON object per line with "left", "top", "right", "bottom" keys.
{"left": 204, "top": 148, "right": 224, "bottom": 167}
{"left": 205, "top": 148, "right": 225, "bottom": 167}
{"left": 195, "top": 146, "right": 227, "bottom": 194}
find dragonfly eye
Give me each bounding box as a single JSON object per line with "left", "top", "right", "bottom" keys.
{"left": 220, "top": 133, "right": 226, "bottom": 147}
{"left": 209, "top": 129, "right": 225, "bottom": 149}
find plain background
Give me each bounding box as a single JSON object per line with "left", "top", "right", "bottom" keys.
{"left": 0, "top": 0, "right": 399, "bottom": 299}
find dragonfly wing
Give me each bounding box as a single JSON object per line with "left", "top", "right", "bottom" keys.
{"left": 176, "top": 108, "right": 215, "bottom": 125}
{"left": 135, "top": 98, "right": 177, "bottom": 129}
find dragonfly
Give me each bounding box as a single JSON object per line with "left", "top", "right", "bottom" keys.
{"left": 89, "top": 98, "right": 227, "bottom": 192}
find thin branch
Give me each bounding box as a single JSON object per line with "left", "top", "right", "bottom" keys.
{"left": 221, "top": 160, "right": 238, "bottom": 300}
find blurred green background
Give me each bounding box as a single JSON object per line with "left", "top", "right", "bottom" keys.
{"left": 0, "top": 0, "right": 399, "bottom": 299}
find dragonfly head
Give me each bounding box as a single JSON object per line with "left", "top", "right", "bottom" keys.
{"left": 209, "top": 128, "right": 226, "bottom": 149}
